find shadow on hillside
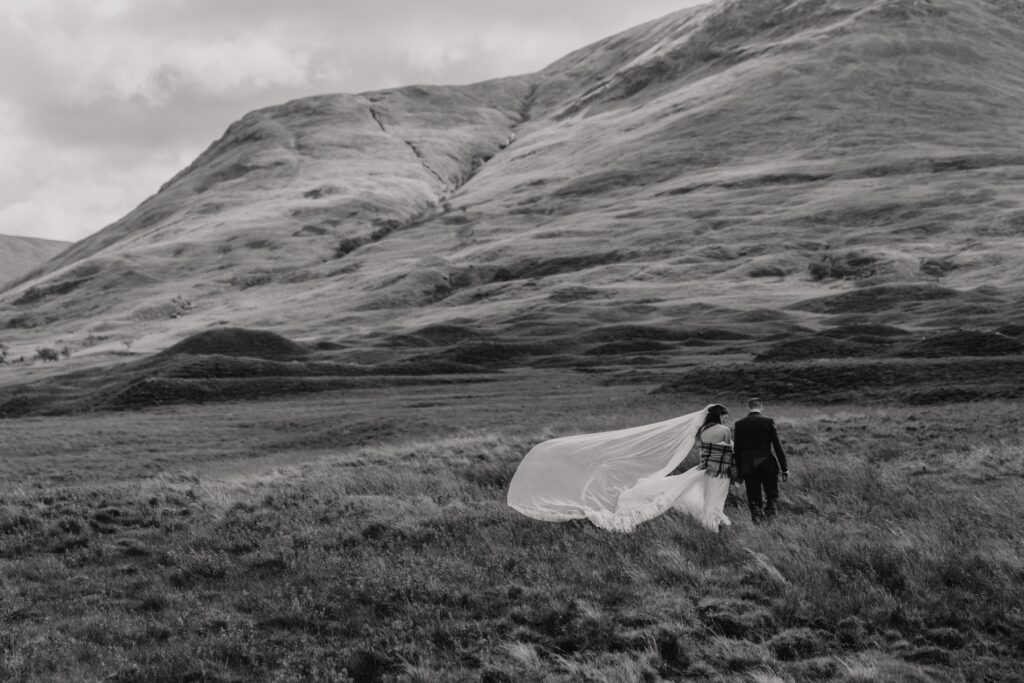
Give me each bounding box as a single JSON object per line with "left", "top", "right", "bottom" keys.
{"left": 0, "top": 328, "right": 494, "bottom": 418}
{"left": 755, "top": 327, "right": 1023, "bottom": 362}
{"left": 656, "top": 356, "right": 1024, "bottom": 405}
{"left": 5, "top": 321, "right": 1024, "bottom": 416}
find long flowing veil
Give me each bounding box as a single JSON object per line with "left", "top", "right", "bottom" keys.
{"left": 507, "top": 406, "right": 711, "bottom": 532}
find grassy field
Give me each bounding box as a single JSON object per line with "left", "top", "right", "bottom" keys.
{"left": 2, "top": 374, "right": 1023, "bottom": 682}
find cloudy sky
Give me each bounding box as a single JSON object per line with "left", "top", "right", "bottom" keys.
{"left": 0, "top": 0, "right": 706, "bottom": 243}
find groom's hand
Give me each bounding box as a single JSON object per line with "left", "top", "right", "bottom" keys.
{"left": 781, "top": 470, "right": 789, "bottom": 482}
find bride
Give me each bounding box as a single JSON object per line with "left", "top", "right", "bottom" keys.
{"left": 507, "top": 404, "right": 736, "bottom": 533}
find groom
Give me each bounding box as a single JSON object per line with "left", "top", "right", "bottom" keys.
{"left": 733, "top": 397, "right": 789, "bottom": 524}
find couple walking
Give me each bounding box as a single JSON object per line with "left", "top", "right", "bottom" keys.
{"left": 695, "top": 398, "right": 789, "bottom": 527}
{"left": 506, "top": 399, "right": 790, "bottom": 533}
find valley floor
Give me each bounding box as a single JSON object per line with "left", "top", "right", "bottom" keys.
{"left": 1, "top": 373, "right": 1022, "bottom": 682}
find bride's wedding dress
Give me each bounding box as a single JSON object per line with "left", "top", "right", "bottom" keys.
{"left": 668, "top": 435, "right": 733, "bottom": 532}
{"left": 507, "top": 406, "right": 732, "bottom": 533}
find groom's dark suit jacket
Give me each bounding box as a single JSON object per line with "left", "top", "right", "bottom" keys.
{"left": 733, "top": 412, "right": 788, "bottom": 476}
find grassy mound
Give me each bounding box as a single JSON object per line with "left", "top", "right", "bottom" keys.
{"left": 161, "top": 328, "right": 308, "bottom": 360}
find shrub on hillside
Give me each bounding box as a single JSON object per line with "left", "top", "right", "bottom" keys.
{"left": 35, "top": 347, "right": 60, "bottom": 362}
{"left": 170, "top": 296, "right": 192, "bottom": 318}
{"left": 920, "top": 257, "right": 957, "bottom": 278}
{"left": 369, "top": 218, "right": 402, "bottom": 240}
{"left": 7, "top": 314, "right": 38, "bottom": 329}
{"left": 81, "top": 335, "right": 108, "bottom": 348}
{"left": 808, "top": 252, "right": 878, "bottom": 281}
{"left": 230, "top": 272, "right": 273, "bottom": 289}
{"left": 750, "top": 265, "right": 789, "bottom": 278}
{"left": 334, "top": 237, "right": 365, "bottom": 258}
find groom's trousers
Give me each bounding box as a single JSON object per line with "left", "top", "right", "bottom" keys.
{"left": 744, "top": 468, "right": 779, "bottom": 519}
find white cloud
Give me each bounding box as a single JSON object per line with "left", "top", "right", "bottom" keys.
{"left": 0, "top": 0, "right": 704, "bottom": 242}
{"left": 9, "top": 7, "right": 334, "bottom": 106}
{"left": 0, "top": 139, "right": 190, "bottom": 241}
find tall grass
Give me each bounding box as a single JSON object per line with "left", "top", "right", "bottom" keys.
{"left": 1, "top": 399, "right": 1022, "bottom": 681}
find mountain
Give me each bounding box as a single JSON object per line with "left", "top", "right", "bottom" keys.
{"left": 0, "top": 235, "right": 69, "bottom": 289}
{"left": 3, "top": 0, "right": 1024, "bottom": 371}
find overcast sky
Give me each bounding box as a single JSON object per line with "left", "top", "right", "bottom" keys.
{"left": 0, "top": 0, "right": 706, "bottom": 243}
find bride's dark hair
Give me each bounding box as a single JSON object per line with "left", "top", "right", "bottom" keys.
{"left": 698, "top": 404, "right": 728, "bottom": 437}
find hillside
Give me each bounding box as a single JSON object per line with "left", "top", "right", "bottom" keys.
{"left": 2, "top": 0, "right": 1024, "bottom": 375}
{"left": 0, "top": 234, "right": 69, "bottom": 288}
